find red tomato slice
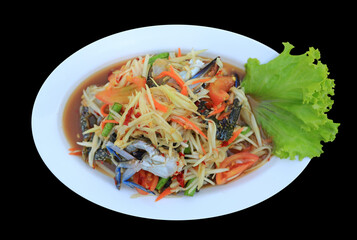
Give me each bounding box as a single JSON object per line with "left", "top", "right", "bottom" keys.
{"left": 132, "top": 170, "right": 159, "bottom": 195}
{"left": 95, "top": 84, "right": 140, "bottom": 104}
{"left": 207, "top": 76, "right": 235, "bottom": 106}
{"left": 127, "top": 76, "right": 147, "bottom": 89}
{"left": 216, "top": 152, "right": 259, "bottom": 185}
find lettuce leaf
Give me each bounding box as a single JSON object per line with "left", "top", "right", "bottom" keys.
{"left": 241, "top": 42, "right": 339, "bottom": 160}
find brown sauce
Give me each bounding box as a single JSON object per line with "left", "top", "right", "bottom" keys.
{"left": 63, "top": 61, "right": 126, "bottom": 148}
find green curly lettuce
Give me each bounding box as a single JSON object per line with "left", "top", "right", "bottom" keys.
{"left": 241, "top": 42, "right": 339, "bottom": 160}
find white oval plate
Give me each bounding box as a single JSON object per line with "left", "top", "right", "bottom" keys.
{"left": 32, "top": 25, "right": 310, "bottom": 220}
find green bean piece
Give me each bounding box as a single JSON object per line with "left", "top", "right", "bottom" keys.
{"left": 156, "top": 177, "right": 170, "bottom": 191}
{"left": 184, "top": 178, "right": 196, "bottom": 196}
{"left": 102, "top": 102, "right": 122, "bottom": 137}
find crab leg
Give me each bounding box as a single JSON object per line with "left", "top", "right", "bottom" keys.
{"left": 106, "top": 142, "right": 136, "bottom": 161}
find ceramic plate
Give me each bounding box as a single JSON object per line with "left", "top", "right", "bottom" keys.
{"left": 32, "top": 25, "right": 310, "bottom": 220}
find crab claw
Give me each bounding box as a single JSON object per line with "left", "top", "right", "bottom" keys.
{"left": 106, "top": 142, "right": 156, "bottom": 195}
{"left": 106, "top": 141, "right": 136, "bottom": 162}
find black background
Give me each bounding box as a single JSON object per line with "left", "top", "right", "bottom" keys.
{"left": 22, "top": 3, "right": 351, "bottom": 235}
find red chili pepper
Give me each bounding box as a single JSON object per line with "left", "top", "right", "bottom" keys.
{"left": 176, "top": 172, "right": 185, "bottom": 187}
{"left": 220, "top": 141, "right": 229, "bottom": 147}
{"left": 123, "top": 107, "right": 134, "bottom": 126}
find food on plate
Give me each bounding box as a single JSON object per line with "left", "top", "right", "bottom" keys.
{"left": 64, "top": 43, "right": 339, "bottom": 201}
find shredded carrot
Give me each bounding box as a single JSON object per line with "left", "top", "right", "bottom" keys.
{"left": 180, "top": 86, "right": 188, "bottom": 96}
{"left": 216, "top": 111, "right": 230, "bottom": 120}
{"left": 177, "top": 48, "right": 181, "bottom": 57}
{"left": 154, "top": 65, "right": 188, "bottom": 96}
{"left": 171, "top": 119, "right": 186, "bottom": 128}
{"left": 190, "top": 77, "right": 211, "bottom": 85}
{"left": 219, "top": 127, "right": 244, "bottom": 147}
{"left": 68, "top": 147, "right": 79, "bottom": 151}
{"left": 207, "top": 102, "right": 226, "bottom": 118}
{"left": 146, "top": 94, "right": 168, "bottom": 112}
{"left": 100, "top": 103, "right": 109, "bottom": 117}
{"left": 153, "top": 97, "right": 168, "bottom": 112}
{"left": 169, "top": 65, "right": 185, "bottom": 86}
{"left": 155, "top": 187, "right": 172, "bottom": 202}
{"left": 69, "top": 151, "right": 82, "bottom": 156}
{"left": 172, "top": 115, "right": 208, "bottom": 140}
{"left": 227, "top": 127, "right": 244, "bottom": 145}
{"left": 201, "top": 144, "right": 207, "bottom": 155}
{"left": 103, "top": 119, "right": 119, "bottom": 124}
{"left": 68, "top": 147, "right": 82, "bottom": 156}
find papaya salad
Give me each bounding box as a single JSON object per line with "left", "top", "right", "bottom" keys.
{"left": 67, "top": 44, "right": 339, "bottom": 201}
